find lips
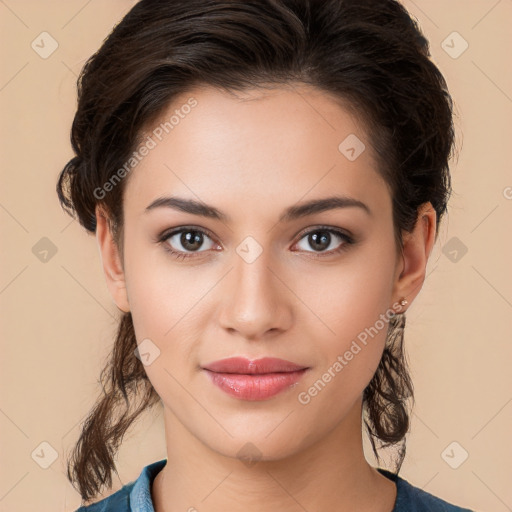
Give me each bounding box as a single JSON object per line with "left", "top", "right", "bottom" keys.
{"left": 202, "top": 357, "right": 309, "bottom": 401}
{"left": 202, "top": 357, "right": 308, "bottom": 374}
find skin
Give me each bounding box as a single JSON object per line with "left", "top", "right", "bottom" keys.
{"left": 95, "top": 83, "right": 436, "bottom": 512}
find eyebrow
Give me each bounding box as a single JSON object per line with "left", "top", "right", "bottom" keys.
{"left": 144, "top": 194, "right": 372, "bottom": 222}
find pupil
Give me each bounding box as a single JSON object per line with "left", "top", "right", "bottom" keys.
{"left": 181, "top": 231, "right": 203, "bottom": 251}
{"left": 310, "top": 231, "right": 330, "bottom": 251}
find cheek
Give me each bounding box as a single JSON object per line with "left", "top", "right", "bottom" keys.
{"left": 123, "top": 238, "right": 209, "bottom": 377}
{"left": 296, "top": 240, "right": 397, "bottom": 393}
{"left": 123, "top": 237, "right": 195, "bottom": 337}
{"left": 125, "top": 259, "right": 207, "bottom": 406}
{"left": 297, "top": 299, "right": 392, "bottom": 423}
{"left": 299, "top": 239, "right": 396, "bottom": 338}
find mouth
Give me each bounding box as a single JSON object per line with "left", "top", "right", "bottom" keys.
{"left": 201, "top": 357, "right": 310, "bottom": 401}
{"left": 202, "top": 356, "right": 308, "bottom": 374}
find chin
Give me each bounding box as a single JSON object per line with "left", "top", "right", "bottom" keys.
{"left": 198, "top": 421, "right": 313, "bottom": 464}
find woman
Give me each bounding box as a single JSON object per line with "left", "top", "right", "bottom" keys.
{"left": 57, "top": 0, "right": 474, "bottom": 510}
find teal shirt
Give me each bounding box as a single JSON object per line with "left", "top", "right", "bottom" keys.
{"left": 75, "top": 459, "right": 475, "bottom": 511}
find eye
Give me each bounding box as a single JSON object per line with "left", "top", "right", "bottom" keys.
{"left": 294, "top": 227, "right": 354, "bottom": 256}
{"left": 159, "top": 227, "right": 218, "bottom": 259}
{"left": 157, "top": 225, "right": 354, "bottom": 261}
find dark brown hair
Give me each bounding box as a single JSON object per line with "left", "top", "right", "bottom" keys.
{"left": 57, "top": 0, "right": 455, "bottom": 502}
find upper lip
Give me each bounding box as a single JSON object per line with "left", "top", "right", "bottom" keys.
{"left": 202, "top": 357, "right": 308, "bottom": 374}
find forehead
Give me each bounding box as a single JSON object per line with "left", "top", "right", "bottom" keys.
{"left": 123, "top": 84, "right": 390, "bottom": 220}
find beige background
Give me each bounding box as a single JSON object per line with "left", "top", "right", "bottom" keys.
{"left": 1, "top": 1, "right": 511, "bottom": 511}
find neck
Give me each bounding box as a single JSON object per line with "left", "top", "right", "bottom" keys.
{"left": 152, "top": 399, "right": 396, "bottom": 512}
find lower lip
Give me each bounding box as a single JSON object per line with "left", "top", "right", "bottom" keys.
{"left": 204, "top": 369, "right": 308, "bottom": 401}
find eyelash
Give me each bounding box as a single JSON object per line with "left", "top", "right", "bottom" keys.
{"left": 157, "top": 225, "right": 355, "bottom": 261}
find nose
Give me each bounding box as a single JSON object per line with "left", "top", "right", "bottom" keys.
{"left": 217, "top": 248, "right": 293, "bottom": 341}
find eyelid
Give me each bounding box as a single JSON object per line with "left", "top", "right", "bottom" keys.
{"left": 158, "top": 225, "right": 221, "bottom": 249}
{"left": 293, "top": 224, "right": 354, "bottom": 243}
{"left": 291, "top": 226, "right": 354, "bottom": 255}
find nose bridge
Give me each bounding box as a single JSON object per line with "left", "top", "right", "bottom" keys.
{"left": 218, "top": 241, "right": 290, "bottom": 338}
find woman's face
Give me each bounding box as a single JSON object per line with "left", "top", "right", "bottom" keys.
{"left": 100, "top": 84, "right": 415, "bottom": 460}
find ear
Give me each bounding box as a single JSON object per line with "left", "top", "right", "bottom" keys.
{"left": 95, "top": 205, "right": 130, "bottom": 313}
{"left": 392, "top": 202, "right": 437, "bottom": 311}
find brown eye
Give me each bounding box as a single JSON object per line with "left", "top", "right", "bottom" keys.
{"left": 162, "top": 228, "right": 216, "bottom": 256}
{"left": 295, "top": 228, "right": 353, "bottom": 255}
{"left": 178, "top": 230, "right": 205, "bottom": 251}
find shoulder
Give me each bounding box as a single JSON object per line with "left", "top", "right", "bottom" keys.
{"left": 378, "top": 469, "right": 475, "bottom": 512}
{"left": 74, "top": 459, "right": 167, "bottom": 512}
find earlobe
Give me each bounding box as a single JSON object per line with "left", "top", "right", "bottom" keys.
{"left": 393, "top": 202, "right": 437, "bottom": 310}
{"left": 95, "top": 205, "right": 130, "bottom": 313}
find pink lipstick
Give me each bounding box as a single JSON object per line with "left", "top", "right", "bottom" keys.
{"left": 202, "top": 357, "right": 309, "bottom": 401}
